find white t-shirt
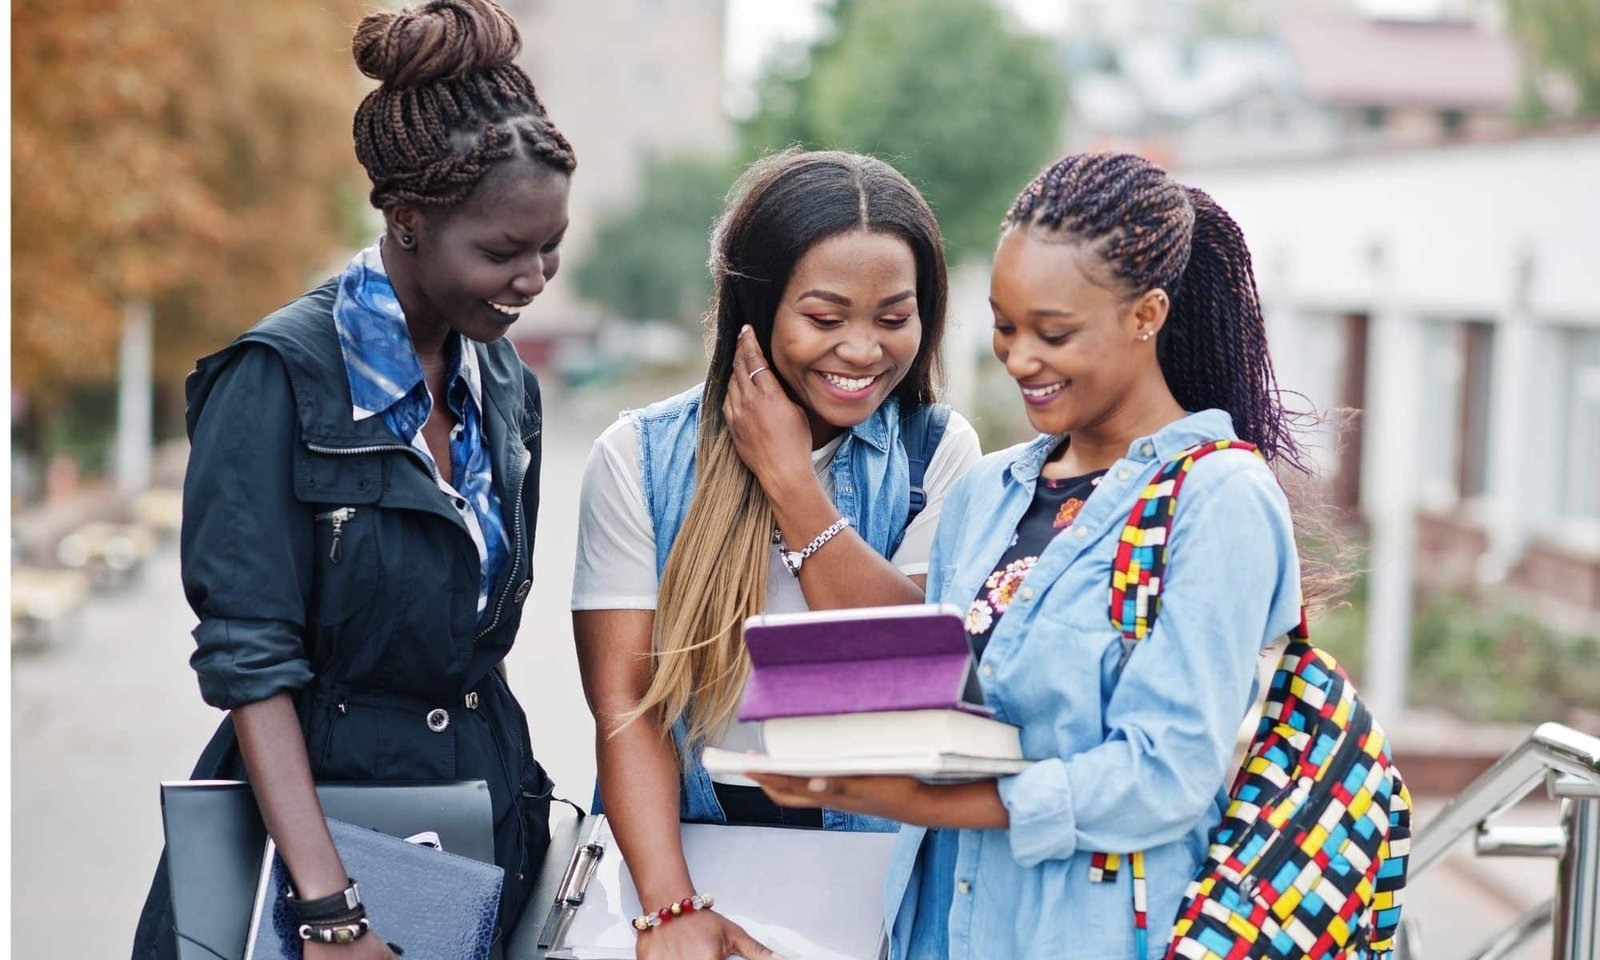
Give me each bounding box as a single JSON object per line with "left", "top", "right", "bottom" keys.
{"left": 571, "top": 409, "right": 981, "bottom": 611}
{"left": 571, "top": 408, "right": 983, "bottom": 783}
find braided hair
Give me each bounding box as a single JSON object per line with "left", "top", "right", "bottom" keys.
{"left": 351, "top": 0, "right": 574, "bottom": 212}
{"left": 1004, "top": 152, "right": 1305, "bottom": 473}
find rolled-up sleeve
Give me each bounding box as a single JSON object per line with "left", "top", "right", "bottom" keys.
{"left": 998, "top": 460, "right": 1303, "bottom": 867}
{"left": 181, "top": 346, "right": 315, "bottom": 709}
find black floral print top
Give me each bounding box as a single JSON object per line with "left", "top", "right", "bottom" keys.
{"left": 964, "top": 468, "right": 1107, "bottom": 660}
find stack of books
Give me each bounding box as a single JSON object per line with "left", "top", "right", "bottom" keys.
{"left": 702, "top": 604, "right": 1033, "bottom": 783}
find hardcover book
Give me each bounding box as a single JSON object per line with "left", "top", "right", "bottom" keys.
{"left": 702, "top": 747, "right": 1032, "bottom": 783}
{"left": 761, "top": 708, "right": 1022, "bottom": 761}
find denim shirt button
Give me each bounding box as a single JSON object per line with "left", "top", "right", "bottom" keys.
{"left": 1116, "top": 468, "right": 1132, "bottom": 481}
{"left": 957, "top": 880, "right": 972, "bottom": 894}
{"left": 1140, "top": 442, "right": 1154, "bottom": 457}
{"left": 1074, "top": 527, "right": 1088, "bottom": 539}
{"left": 981, "top": 663, "right": 994, "bottom": 678}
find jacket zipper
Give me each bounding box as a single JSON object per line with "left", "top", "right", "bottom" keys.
{"left": 307, "top": 440, "right": 529, "bottom": 639}
{"left": 313, "top": 507, "right": 357, "bottom": 563}
{"left": 475, "top": 445, "right": 531, "bottom": 641}
{"left": 1238, "top": 710, "right": 1373, "bottom": 899}
{"left": 307, "top": 441, "right": 439, "bottom": 480}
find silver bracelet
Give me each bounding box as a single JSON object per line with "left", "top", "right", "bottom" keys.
{"left": 773, "top": 517, "right": 850, "bottom": 577}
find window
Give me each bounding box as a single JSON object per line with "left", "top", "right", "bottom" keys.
{"left": 1556, "top": 327, "right": 1600, "bottom": 525}
{"left": 1417, "top": 320, "right": 1464, "bottom": 506}
{"left": 1335, "top": 313, "right": 1369, "bottom": 513}
{"left": 1457, "top": 322, "right": 1495, "bottom": 500}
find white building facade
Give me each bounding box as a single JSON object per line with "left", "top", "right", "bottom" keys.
{"left": 1184, "top": 128, "right": 1600, "bottom": 716}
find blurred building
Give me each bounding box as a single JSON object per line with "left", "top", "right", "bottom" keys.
{"left": 502, "top": 0, "right": 732, "bottom": 357}
{"left": 1189, "top": 126, "right": 1600, "bottom": 712}
{"left": 1065, "top": 9, "right": 1523, "bottom": 165}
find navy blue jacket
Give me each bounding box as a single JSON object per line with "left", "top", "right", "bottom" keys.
{"left": 133, "top": 278, "right": 551, "bottom": 957}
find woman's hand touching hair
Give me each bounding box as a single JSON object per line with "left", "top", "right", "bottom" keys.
{"left": 724, "top": 325, "right": 815, "bottom": 500}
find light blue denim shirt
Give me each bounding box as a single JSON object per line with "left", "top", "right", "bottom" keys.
{"left": 593, "top": 382, "right": 911, "bottom": 830}
{"left": 885, "top": 409, "right": 1304, "bottom": 960}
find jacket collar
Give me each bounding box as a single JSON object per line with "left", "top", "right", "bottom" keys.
{"left": 199, "top": 277, "right": 531, "bottom": 508}
{"left": 844, "top": 394, "right": 898, "bottom": 453}
{"left": 333, "top": 242, "right": 485, "bottom": 426}
{"left": 1006, "top": 408, "right": 1239, "bottom": 483}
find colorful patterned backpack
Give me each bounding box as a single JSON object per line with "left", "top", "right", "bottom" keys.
{"left": 1098, "top": 439, "right": 1412, "bottom": 960}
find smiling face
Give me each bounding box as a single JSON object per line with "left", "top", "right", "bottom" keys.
{"left": 768, "top": 229, "right": 923, "bottom": 445}
{"left": 989, "top": 227, "right": 1169, "bottom": 437}
{"left": 387, "top": 158, "right": 571, "bottom": 349}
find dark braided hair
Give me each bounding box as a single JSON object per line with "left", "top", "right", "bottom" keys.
{"left": 1004, "top": 152, "right": 1306, "bottom": 473}
{"left": 351, "top": 0, "right": 574, "bottom": 212}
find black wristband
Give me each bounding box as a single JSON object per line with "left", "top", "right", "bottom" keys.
{"left": 286, "top": 879, "right": 363, "bottom": 922}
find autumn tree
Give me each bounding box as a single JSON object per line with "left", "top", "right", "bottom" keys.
{"left": 12, "top": 0, "right": 369, "bottom": 456}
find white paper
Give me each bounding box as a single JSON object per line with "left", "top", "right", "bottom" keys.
{"left": 548, "top": 818, "right": 898, "bottom": 960}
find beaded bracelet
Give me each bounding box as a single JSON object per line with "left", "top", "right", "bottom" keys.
{"left": 631, "top": 893, "right": 715, "bottom": 931}
{"left": 297, "top": 916, "right": 371, "bottom": 944}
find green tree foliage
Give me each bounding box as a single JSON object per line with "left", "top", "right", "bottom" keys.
{"left": 572, "top": 157, "right": 733, "bottom": 323}
{"left": 1503, "top": 0, "right": 1600, "bottom": 116}
{"left": 742, "top": 0, "right": 1066, "bottom": 262}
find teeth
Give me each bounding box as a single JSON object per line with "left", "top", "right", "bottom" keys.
{"left": 1021, "top": 381, "right": 1065, "bottom": 399}
{"left": 486, "top": 300, "right": 521, "bottom": 317}
{"left": 820, "top": 372, "right": 877, "bottom": 392}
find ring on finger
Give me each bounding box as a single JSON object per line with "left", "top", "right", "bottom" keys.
{"left": 748, "top": 366, "right": 769, "bottom": 381}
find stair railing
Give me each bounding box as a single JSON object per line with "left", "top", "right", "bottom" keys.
{"left": 1396, "top": 722, "right": 1600, "bottom": 960}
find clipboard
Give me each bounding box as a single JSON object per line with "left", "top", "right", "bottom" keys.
{"left": 527, "top": 815, "right": 896, "bottom": 960}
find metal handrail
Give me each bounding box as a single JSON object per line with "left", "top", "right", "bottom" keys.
{"left": 1400, "top": 722, "right": 1600, "bottom": 960}
{"left": 1411, "top": 723, "right": 1600, "bottom": 875}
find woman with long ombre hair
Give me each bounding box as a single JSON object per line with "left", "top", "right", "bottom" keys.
{"left": 571, "top": 149, "right": 982, "bottom": 960}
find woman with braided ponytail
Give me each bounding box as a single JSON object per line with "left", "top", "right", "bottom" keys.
{"left": 752, "top": 152, "right": 1310, "bottom": 959}
{"left": 132, "top": 2, "right": 572, "bottom": 956}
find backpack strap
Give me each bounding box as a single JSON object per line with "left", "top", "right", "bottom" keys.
{"left": 1108, "top": 438, "right": 1309, "bottom": 645}
{"left": 899, "top": 402, "right": 950, "bottom": 524}
{"left": 1096, "top": 439, "right": 1307, "bottom": 953}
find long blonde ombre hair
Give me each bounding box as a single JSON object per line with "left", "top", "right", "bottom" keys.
{"left": 618, "top": 150, "right": 949, "bottom": 750}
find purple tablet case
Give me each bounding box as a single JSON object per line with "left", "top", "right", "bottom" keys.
{"left": 737, "top": 603, "right": 989, "bottom": 721}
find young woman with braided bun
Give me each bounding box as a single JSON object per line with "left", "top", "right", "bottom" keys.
{"left": 131, "top": 2, "right": 572, "bottom": 956}
{"left": 752, "top": 152, "right": 1311, "bottom": 959}
{"left": 571, "top": 149, "right": 982, "bottom": 960}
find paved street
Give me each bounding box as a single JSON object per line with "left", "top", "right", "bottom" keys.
{"left": 7, "top": 378, "right": 1569, "bottom": 958}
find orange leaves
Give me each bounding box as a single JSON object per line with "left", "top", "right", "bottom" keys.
{"left": 13, "top": 0, "right": 369, "bottom": 400}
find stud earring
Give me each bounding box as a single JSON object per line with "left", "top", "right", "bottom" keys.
{"left": 399, "top": 233, "right": 415, "bottom": 249}
{"left": 1139, "top": 332, "right": 1151, "bottom": 342}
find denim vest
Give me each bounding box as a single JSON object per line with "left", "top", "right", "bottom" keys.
{"left": 612, "top": 382, "right": 907, "bottom": 831}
